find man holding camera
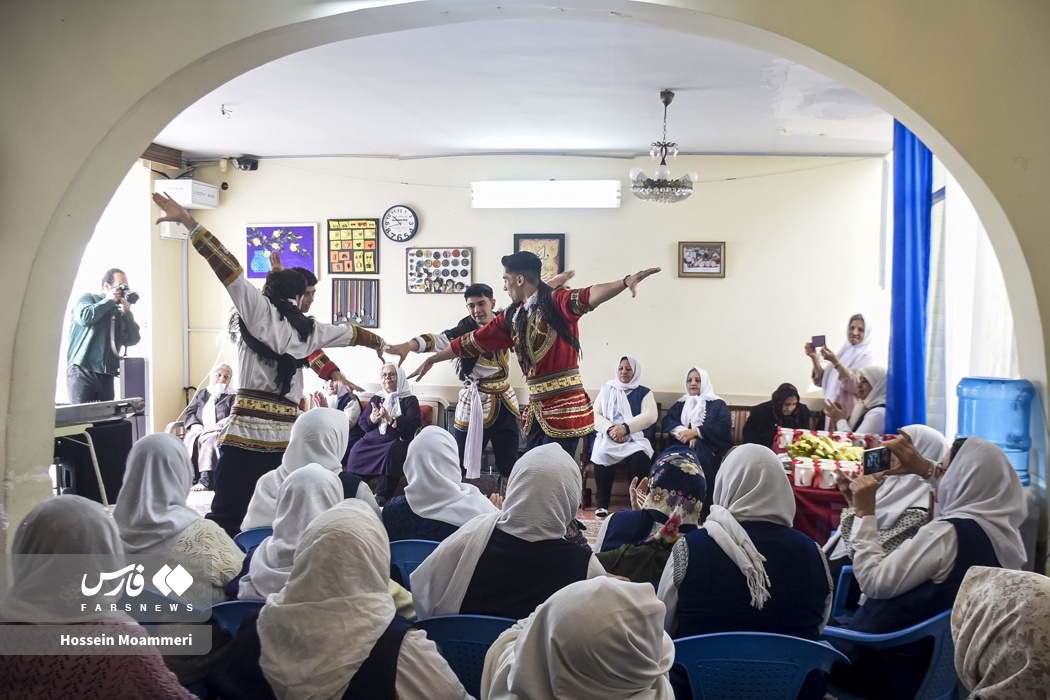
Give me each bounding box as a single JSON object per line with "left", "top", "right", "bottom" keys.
{"left": 66, "top": 268, "right": 141, "bottom": 403}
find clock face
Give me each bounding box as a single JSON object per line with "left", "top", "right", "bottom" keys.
{"left": 381, "top": 205, "right": 419, "bottom": 242}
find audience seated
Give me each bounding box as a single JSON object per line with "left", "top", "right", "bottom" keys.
{"left": 209, "top": 500, "right": 468, "bottom": 700}
{"left": 952, "top": 566, "right": 1050, "bottom": 700}
{"left": 741, "top": 382, "right": 810, "bottom": 450}
{"left": 383, "top": 426, "right": 499, "bottom": 543}
{"left": 594, "top": 445, "right": 706, "bottom": 583}
{"left": 114, "top": 433, "right": 243, "bottom": 608}
{"left": 411, "top": 444, "right": 604, "bottom": 620}
{"left": 348, "top": 364, "right": 422, "bottom": 505}
{"left": 805, "top": 313, "right": 875, "bottom": 429}
{"left": 587, "top": 355, "right": 658, "bottom": 519}
{"left": 313, "top": 377, "right": 365, "bottom": 459}
{"left": 0, "top": 495, "right": 197, "bottom": 700}
{"left": 242, "top": 408, "right": 380, "bottom": 531}
{"left": 482, "top": 578, "right": 675, "bottom": 700}
{"left": 823, "top": 364, "right": 887, "bottom": 434}
{"left": 183, "top": 363, "right": 235, "bottom": 491}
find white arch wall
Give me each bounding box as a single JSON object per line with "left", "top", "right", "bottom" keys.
{"left": 2, "top": 0, "right": 1048, "bottom": 556}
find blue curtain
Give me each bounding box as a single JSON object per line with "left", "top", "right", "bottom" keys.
{"left": 886, "top": 121, "right": 933, "bottom": 432}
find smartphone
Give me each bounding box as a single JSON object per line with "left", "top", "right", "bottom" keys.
{"left": 863, "top": 447, "right": 892, "bottom": 475}
{"left": 811, "top": 335, "right": 826, "bottom": 348}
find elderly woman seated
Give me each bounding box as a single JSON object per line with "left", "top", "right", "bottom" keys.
{"left": 741, "top": 382, "right": 811, "bottom": 450}
{"left": 822, "top": 364, "right": 887, "bottom": 435}
{"left": 183, "top": 363, "right": 235, "bottom": 491}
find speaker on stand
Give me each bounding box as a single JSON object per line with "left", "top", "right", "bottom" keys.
{"left": 119, "top": 356, "right": 150, "bottom": 443}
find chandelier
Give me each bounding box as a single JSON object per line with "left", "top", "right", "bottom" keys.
{"left": 629, "top": 90, "right": 698, "bottom": 203}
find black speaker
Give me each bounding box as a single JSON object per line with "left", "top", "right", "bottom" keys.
{"left": 119, "top": 357, "right": 149, "bottom": 442}
{"left": 53, "top": 420, "right": 132, "bottom": 505}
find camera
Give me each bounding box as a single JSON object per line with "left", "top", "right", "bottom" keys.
{"left": 117, "top": 283, "right": 139, "bottom": 304}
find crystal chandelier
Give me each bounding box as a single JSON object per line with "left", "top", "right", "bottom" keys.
{"left": 629, "top": 90, "right": 698, "bottom": 203}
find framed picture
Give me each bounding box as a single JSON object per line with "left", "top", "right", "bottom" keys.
{"left": 332, "top": 278, "right": 379, "bottom": 328}
{"left": 326, "top": 219, "right": 379, "bottom": 275}
{"left": 514, "top": 233, "right": 566, "bottom": 282}
{"left": 245, "top": 224, "right": 318, "bottom": 279}
{"left": 678, "top": 241, "right": 726, "bottom": 278}
{"left": 406, "top": 247, "right": 473, "bottom": 294}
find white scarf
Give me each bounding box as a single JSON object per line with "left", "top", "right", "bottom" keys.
{"left": 822, "top": 314, "right": 876, "bottom": 404}
{"left": 678, "top": 367, "right": 722, "bottom": 429}
{"left": 324, "top": 382, "right": 348, "bottom": 409}
{"left": 404, "top": 426, "right": 499, "bottom": 527}
{"left": 258, "top": 500, "right": 396, "bottom": 700}
{"left": 239, "top": 464, "right": 344, "bottom": 600}
{"left": 410, "top": 444, "right": 581, "bottom": 619}
{"left": 705, "top": 444, "right": 796, "bottom": 610}
{"left": 113, "top": 433, "right": 200, "bottom": 558}
{"left": 202, "top": 382, "right": 227, "bottom": 428}
{"left": 482, "top": 578, "right": 675, "bottom": 700}
{"left": 592, "top": 356, "right": 653, "bottom": 464}
{"left": 377, "top": 364, "right": 411, "bottom": 435}
{"left": 242, "top": 408, "right": 349, "bottom": 530}
{"left": 848, "top": 365, "right": 888, "bottom": 430}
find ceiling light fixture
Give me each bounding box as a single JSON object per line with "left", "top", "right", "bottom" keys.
{"left": 629, "top": 90, "right": 697, "bottom": 204}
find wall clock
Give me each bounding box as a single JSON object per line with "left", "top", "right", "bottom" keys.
{"left": 381, "top": 204, "right": 419, "bottom": 242}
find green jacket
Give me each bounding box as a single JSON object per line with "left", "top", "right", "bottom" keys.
{"left": 66, "top": 292, "right": 141, "bottom": 376}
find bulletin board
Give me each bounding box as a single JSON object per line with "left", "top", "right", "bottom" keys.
{"left": 327, "top": 218, "right": 379, "bottom": 274}
{"left": 406, "top": 247, "right": 473, "bottom": 294}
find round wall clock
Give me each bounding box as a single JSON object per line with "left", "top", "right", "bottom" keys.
{"left": 381, "top": 204, "right": 419, "bottom": 242}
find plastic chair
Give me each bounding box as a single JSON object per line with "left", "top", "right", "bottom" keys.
{"left": 208, "top": 599, "right": 265, "bottom": 636}
{"left": 672, "top": 631, "right": 850, "bottom": 700}
{"left": 233, "top": 526, "right": 273, "bottom": 552}
{"left": 414, "top": 614, "right": 515, "bottom": 699}
{"left": 389, "top": 538, "right": 440, "bottom": 591}
{"left": 820, "top": 610, "right": 959, "bottom": 700}
{"left": 831, "top": 564, "right": 856, "bottom": 620}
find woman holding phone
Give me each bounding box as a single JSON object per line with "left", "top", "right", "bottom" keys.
{"left": 805, "top": 314, "right": 875, "bottom": 429}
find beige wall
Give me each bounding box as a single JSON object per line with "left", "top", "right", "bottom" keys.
{"left": 3, "top": 0, "right": 1048, "bottom": 563}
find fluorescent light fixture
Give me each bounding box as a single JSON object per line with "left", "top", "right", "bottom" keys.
{"left": 471, "top": 180, "right": 621, "bottom": 209}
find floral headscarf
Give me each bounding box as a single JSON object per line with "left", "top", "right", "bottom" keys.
{"left": 641, "top": 446, "right": 707, "bottom": 536}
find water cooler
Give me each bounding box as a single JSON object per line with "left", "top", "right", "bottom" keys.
{"left": 956, "top": 377, "right": 1035, "bottom": 486}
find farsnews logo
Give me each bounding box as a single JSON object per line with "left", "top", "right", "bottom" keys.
{"left": 81, "top": 563, "right": 194, "bottom": 598}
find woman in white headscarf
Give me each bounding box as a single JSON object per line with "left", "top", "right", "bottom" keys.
{"left": 952, "top": 566, "right": 1050, "bottom": 700}
{"left": 114, "top": 433, "right": 243, "bottom": 607}
{"left": 806, "top": 313, "right": 876, "bottom": 429}
{"left": 824, "top": 365, "right": 887, "bottom": 435}
{"left": 588, "top": 355, "right": 658, "bottom": 519}
{"left": 0, "top": 496, "right": 198, "bottom": 699}
{"left": 383, "top": 426, "right": 499, "bottom": 544}
{"left": 481, "top": 578, "right": 675, "bottom": 700}
{"left": 242, "top": 407, "right": 379, "bottom": 530}
{"left": 212, "top": 499, "right": 469, "bottom": 700}
{"left": 184, "top": 363, "right": 236, "bottom": 491}
{"left": 411, "top": 444, "right": 605, "bottom": 621}
{"left": 348, "top": 363, "right": 422, "bottom": 504}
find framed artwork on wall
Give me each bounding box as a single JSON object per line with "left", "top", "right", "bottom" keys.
{"left": 513, "top": 233, "right": 565, "bottom": 282}
{"left": 245, "top": 224, "right": 318, "bottom": 279}
{"left": 326, "top": 218, "right": 379, "bottom": 274}
{"left": 332, "top": 278, "right": 379, "bottom": 328}
{"left": 678, "top": 241, "right": 726, "bottom": 278}
{"left": 406, "top": 247, "right": 473, "bottom": 294}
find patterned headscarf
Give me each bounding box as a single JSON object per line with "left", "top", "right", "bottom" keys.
{"left": 771, "top": 383, "right": 805, "bottom": 429}
{"left": 641, "top": 446, "right": 707, "bottom": 530}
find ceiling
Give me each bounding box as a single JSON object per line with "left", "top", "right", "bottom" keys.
{"left": 157, "top": 18, "right": 894, "bottom": 162}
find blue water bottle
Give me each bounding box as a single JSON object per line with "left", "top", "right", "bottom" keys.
{"left": 957, "top": 377, "right": 1034, "bottom": 486}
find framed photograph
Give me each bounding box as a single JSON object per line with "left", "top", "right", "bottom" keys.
{"left": 406, "top": 247, "right": 473, "bottom": 294}
{"left": 514, "top": 233, "right": 565, "bottom": 282}
{"left": 678, "top": 241, "right": 726, "bottom": 278}
{"left": 332, "top": 278, "right": 379, "bottom": 328}
{"left": 245, "top": 224, "right": 318, "bottom": 279}
{"left": 326, "top": 219, "right": 379, "bottom": 275}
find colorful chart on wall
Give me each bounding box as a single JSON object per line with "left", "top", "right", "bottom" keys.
{"left": 406, "top": 247, "right": 473, "bottom": 294}
{"left": 245, "top": 224, "right": 318, "bottom": 279}
{"left": 332, "top": 278, "right": 379, "bottom": 328}
{"left": 327, "top": 219, "right": 379, "bottom": 274}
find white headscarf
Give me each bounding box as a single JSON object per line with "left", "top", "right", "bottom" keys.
{"left": 822, "top": 313, "right": 876, "bottom": 404}
{"left": 258, "top": 499, "right": 396, "bottom": 700}
{"left": 482, "top": 578, "right": 675, "bottom": 700}
{"left": 678, "top": 367, "right": 722, "bottom": 429}
{"left": 113, "top": 433, "right": 200, "bottom": 557}
{"left": 706, "top": 444, "right": 797, "bottom": 610}
{"left": 324, "top": 381, "right": 349, "bottom": 409}
{"left": 377, "top": 363, "right": 411, "bottom": 435}
{"left": 242, "top": 408, "right": 349, "bottom": 530}
{"left": 848, "top": 365, "right": 888, "bottom": 430}
{"left": 403, "top": 426, "right": 499, "bottom": 527}
{"left": 410, "top": 444, "right": 582, "bottom": 619}
{"left": 935, "top": 436, "right": 1028, "bottom": 570}
{"left": 202, "top": 363, "right": 233, "bottom": 428}
{"left": 239, "top": 463, "right": 344, "bottom": 600}
{"left": 874, "top": 424, "right": 944, "bottom": 528}
{"left": 0, "top": 495, "right": 133, "bottom": 624}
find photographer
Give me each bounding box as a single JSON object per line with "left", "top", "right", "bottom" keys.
{"left": 65, "top": 268, "right": 141, "bottom": 403}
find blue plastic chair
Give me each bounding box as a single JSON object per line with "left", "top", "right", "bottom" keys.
{"left": 831, "top": 564, "right": 857, "bottom": 620}
{"left": 672, "top": 631, "right": 850, "bottom": 700}
{"left": 389, "top": 538, "right": 440, "bottom": 591}
{"left": 233, "top": 527, "right": 273, "bottom": 552}
{"left": 208, "top": 599, "right": 265, "bottom": 636}
{"left": 821, "top": 610, "right": 959, "bottom": 700}
{"left": 414, "top": 614, "right": 515, "bottom": 699}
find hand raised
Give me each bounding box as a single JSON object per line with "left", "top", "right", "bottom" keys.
{"left": 626, "top": 267, "right": 661, "bottom": 297}
{"left": 407, "top": 358, "right": 433, "bottom": 382}
{"left": 151, "top": 192, "right": 196, "bottom": 229}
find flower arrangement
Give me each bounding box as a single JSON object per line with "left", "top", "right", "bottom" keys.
{"left": 248, "top": 226, "right": 305, "bottom": 255}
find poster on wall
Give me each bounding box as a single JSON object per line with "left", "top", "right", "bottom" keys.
{"left": 332, "top": 278, "right": 379, "bottom": 328}
{"left": 513, "top": 233, "right": 565, "bottom": 282}
{"left": 245, "top": 224, "right": 318, "bottom": 279}
{"left": 406, "top": 247, "right": 473, "bottom": 294}
{"left": 678, "top": 241, "right": 726, "bottom": 278}
{"left": 327, "top": 218, "right": 379, "bottom": 274}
